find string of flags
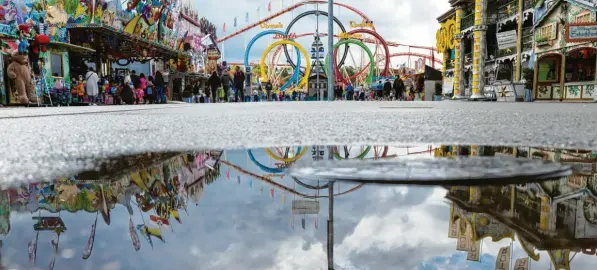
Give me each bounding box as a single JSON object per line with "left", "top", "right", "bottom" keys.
{"left": 223, "top": 1, "right": 286, "bottom": 33}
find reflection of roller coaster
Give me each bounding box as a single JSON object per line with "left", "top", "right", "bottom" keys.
{"left": 224, "top": 0, "right": 440, "bottom": 89}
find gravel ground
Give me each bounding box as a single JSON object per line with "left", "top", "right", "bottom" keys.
{"left": 1, "top": 101, "right": 596, "bottom": 183}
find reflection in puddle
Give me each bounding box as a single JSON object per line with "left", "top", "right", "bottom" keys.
{"left": 0, "top": 145, "right": 596, "bottom": 269}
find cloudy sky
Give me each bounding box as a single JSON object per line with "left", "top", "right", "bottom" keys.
{"left": 193, "top": 0, "right": 451, "bottom": 66}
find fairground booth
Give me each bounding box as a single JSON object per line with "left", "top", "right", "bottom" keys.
{"left": 533, "top": 0, "right": 597, "bottom": 101}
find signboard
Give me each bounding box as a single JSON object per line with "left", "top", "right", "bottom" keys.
{"left": 273, "top": 33, "right": 297, "bottom": 39}
{"left": 311, "top": 145, "right": 326, "bottom": 161}
{"left": 339, "top": 32, "right": 363, "bottom": 39}
{"left": 442, "top": 76, "right": 454, "bottom": 94}
{"left": 292, "top": 200, "right": 320, "bottom": 214}
{"left": 260, "top": 22, "right": 284, "bottom": 29}
{"left": 207, "top": 48, "right": 221, "bottom": 60}
{"left": 350, "top": 20, "right": 374, "bottom": 28}
{"left": 496, "top": 30, "right": 517, "bottom": 49}
{"left": 566, "top": 22, "right": 597, "bottom": 42}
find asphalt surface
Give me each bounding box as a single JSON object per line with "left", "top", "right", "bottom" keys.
{"left": 1, "top": 101, "right": 596, "bottom": 183}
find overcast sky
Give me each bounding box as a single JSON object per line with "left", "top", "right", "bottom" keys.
{"left": 193, "top": 0, "right": 451, "bottom": 66}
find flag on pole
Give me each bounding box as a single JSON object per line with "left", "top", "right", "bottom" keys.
{"left": 514, "top": 258, "right": 529, "bottom": 270}
{"left": 226, "top": 170, "right": 230, "bottom": 179}
{"left": 82, "top": 213, "right": 99, "bottom": 260}
{"left": 234, "top": 17, "right": 237, "bottom": 27}
{"left": 495, "top": 246, "right": 511, "bottom": 270}
{"left": 281, "top": 193, "right": 286, "bottom": 204}
{"left": 223, "top": 23, "right": 226, "bottom": 32}
{"left": 249, "top": 179, "right": 253, "bottom": 188}
{"left": 268, "top": 1, "right": 272, "bottom": 12}
{"left": 237, "top": 176, "right": 241, "bottom": 184}
{"left": 301, "top": 217, "right": 305, "bottom": 229}
{"left": 270, "top": 188, "right": 274, "bottom": 199}
{"left": 245, "top": 12, "right": 249, "bottom": 23}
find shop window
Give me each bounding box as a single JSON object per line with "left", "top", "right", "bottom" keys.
{"left": 537, "top": 57, "right": 559, "bottom": 82}
{"left": 50, "top": 53, "right": 64, "bottom": 78}
{"left": 565, "top": 48, "right": 596, "bottom": 82}
{"left": 536, "top": 22, "right": 557, "bottom": 42}
{"left": 576, "top": 12, "right": 592, "bottom": 23}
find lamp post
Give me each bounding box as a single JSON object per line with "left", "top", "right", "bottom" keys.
{"left": 327, "top": 0, "right": 334, "bottom": 101}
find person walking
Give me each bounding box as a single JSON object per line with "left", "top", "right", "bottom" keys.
{"left": 130, "top": 70, "right": 140, "bottom": 89}
{"left": 393, "top": 77, "right": 405, "bottom": 101}
{"left": 346, "top": 82, "right": 354, "bottom": 101}
{"left": 265, "top": 81, "right": 273, "bottom": 101}
{"left": 233, "top": 66, "right": 246, "bottom": 102}
{"left": 383, "top": 79, "right": 392, "bottom": 100}
{"left": 155, "top": 71, "right": 166, "bottom": 104}
{"left": 208, "top": 72, "right": 221, "bottom": 103}
{"left": 221, "top": 71, "right": 232, "bottom": 101}
{"left": 85, "top": 67, "right": 100, "bottom": 105}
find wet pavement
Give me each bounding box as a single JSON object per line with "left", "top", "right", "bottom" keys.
{"left": 0, "top": 145, "right": 596, "bottom": 269}
{"left": 2, "top": 102, "right": 597, "bottom": 183}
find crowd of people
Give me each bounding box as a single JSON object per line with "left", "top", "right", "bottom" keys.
{"left": 50, "top": 67, "right": 170, "bottom": 106}
{"left": 48, "top": 64, "right": 426, "bottom": 106}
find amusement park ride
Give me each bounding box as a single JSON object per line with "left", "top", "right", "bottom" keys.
{"left": 221, "top": 0, "right": 442, "bottom": 91}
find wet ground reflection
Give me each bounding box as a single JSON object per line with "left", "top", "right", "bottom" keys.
{"left": 0, "top": 145, "right": 595, "bottom": 269}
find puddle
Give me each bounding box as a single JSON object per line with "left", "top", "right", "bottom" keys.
{"left": 1, "top": 145, "right": 597, "bottom": 269}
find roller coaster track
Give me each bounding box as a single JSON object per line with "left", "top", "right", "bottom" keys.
{"left": 217, "top": 0, "right": 436, "bottom": 52}
{"left": 220, "top": 159, "right": 364, "bottom": 198}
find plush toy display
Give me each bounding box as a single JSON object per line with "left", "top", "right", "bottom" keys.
{"left": 28, "top": 34, "right": 50, "bottom": 75}
{"left": 7, "top": 51, "right": 37, "bottom": 104}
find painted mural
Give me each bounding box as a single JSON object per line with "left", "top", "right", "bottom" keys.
{"left": 0, "top": 0, "right": 185, "bottom": 51}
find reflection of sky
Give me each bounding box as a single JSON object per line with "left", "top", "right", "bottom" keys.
{"left": 3, "top": 147, "right": 597, "bottom": 269}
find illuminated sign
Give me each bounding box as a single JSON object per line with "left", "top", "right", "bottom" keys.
{"left": 260, "top": 22, "right": 284, "bottom": 29}
{"left": 273, "top": 33, "right": 297, "bottom": 39}
{"left": 339, "top": 32, "right": 363, "bottom": 39}
{"left": 350, "top": 20, "right": 374, "bottom": 28}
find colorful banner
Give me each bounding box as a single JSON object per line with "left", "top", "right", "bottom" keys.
{"left": 466, "top": 240, "right": 481, "bottom": 261}
{"left": 495, "top": 246, "right": 511, "bottom": 270}
{"left": 514, "top": 258, "right": 528, "bottom": 270}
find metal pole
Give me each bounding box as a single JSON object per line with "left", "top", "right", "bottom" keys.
{"left": 327, "top": 0, "right": 334, "bottom": 101}
{"left": 327, "top": 180, "right": 334, "bottom": 270}
{"left": 514, "top": 0, "right": 524, "bottom": 82}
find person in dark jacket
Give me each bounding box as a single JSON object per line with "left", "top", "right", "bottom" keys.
{"left": 208, "top": 72, "right": 221, "bottom": 102}
{"left": 221, "top": 71, "right": 232, "bottom": 101}
{"left": 154, "top": 71, "right": 166, "bottom": 104}
{"left": 383, "top": 80, "right": 392, "bottom": 99}
{"left": 393, "top": 77, "right": 405, "bottom": 101}
{"left": 130, "top": 70, "right": 140, "bottom": 89}
{"left": 121, "top": 82, "right": 135, "bottom": 105}
{"left": 265, "top": 81, "right": 273, "bottom": 101}
{"left": 233, "top": 66, "right": 246, "bottom": 102}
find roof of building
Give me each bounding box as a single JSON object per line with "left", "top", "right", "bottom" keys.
{"left": 437, "top": 8, "right": 456, "bottom": 22}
